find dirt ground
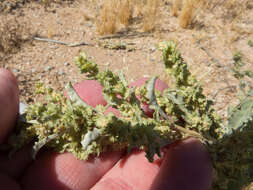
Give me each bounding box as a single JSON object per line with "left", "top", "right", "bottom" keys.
{"left": 0, "top": 0, "right": 253, "bottom": 188}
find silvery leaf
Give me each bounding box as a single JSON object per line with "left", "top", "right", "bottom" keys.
{"left": 81, "top": 128, "right": 101, "bottom": 149}
{"left": 19, "top": 102, "right": 27, "bottom": 115}
{"left": 18, "top": 102, "right": 27, "bottom": 123}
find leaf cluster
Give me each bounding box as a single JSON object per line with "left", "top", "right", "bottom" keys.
{"left": 211, "top": 52, "right": 253, "bottom": 190}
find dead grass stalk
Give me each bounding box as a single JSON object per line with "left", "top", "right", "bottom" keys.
{"left": 0, "top": 16, "right": 24, "bottom": 53}
{"left": 179, "top": 0, "right": 204, "bottom": 28}
{"left": 96, "top": 0, "right": 160, "bottom": 35}
{"left": 143, "top": 0, "right": 161, "bottom": 32}
{"left": 96, "top": 0, "right": 118, "bottom": 35}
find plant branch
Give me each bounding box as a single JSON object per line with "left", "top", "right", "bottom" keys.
{"left": 33, "top": 37, "right": 93, "bottom": 47}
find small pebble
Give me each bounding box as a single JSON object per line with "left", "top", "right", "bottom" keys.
{"left": 31, "top": 68, "right": 36, "bottom": 73}
{"left": 150, "top": 46, "right": 156, "bottom": 52}
{"left": 150, "top": 58, "right": 155, "bottom": 62}
{"left": 63, "top": 62, "right": 70, "bottom": 66}
{"left": 45, "top": 66, "right": 54, "bottom": 72}
{"left": 86, "top": 23, "right": 93, "bottom": 28}
{"left": 58, "top": 70, "right": 64, "bottom": 75}
{"left": 12, "top": 68, "right": 19, "bottom": 73}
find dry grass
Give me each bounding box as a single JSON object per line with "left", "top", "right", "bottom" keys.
{"left": 133, "top": 0, "right": 145, "bottom": 17}
{"left": 179, "top": 0, "right": 194, "bottom": 28}
{"left": 96, "top": 0, "right": 134, "bottom": 35}
{"left": 179, "top": 0, "right": 205, "bottom": 28}
{"left": 172, "top": 0, "right": 182, "bottom": 16}
{"left": 170, "top": 0, "right": 252, "bottom": 29}
{"left": 96, "top": 0, "right": 160, "bottom": 35}
{"left": 142, "top": 0, "right": 161, "bottom": 32}
{"left": 0, "top": 16, "right": 25, "bottom": 53}
{"left": 96, "top": 0, "right": 118, "bottom": 35}
{"left": 0, "top": 15, "right": 33, "bottom": 62}
{"left": 117, "top": 0, "right": 133, "bottom": 27}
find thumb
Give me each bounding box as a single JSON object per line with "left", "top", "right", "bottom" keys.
{"left": 151, "top": 138, "right": 213, "bottom": 190}
{"left": 0, "top": 69, "right": 19, "bottom": 144}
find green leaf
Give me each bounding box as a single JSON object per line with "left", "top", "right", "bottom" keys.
{"left": 146, "top": 77, "right": 169, "bottom": 120}
{"left": 244, "top": 70, "right": 253, "bottom": 78}
{"left": 226, "top": 98, "right": 253, "bottom": 134}
{"left": 248, "top": 40, "right": 253, "bottom": 47}
{"left": 247, "top": 89, "right": 253, "bottom": 96}
{"left": 146, "top": 76, "right": 158, "bottom": 105}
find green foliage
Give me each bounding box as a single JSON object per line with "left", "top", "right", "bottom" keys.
{"left": 74, "top": 52, "right": 98, "bottom": 78}
{"left": 8, "top": 41, "right": 253, "bottom": 189}
{"left": 208, "top": 51, "right": 253, "bottom": 190}
{"left": 211, "top": 96, "right": 253, "bottom": 190}
{"left": 232, "top": 51, "right": 253, "bottom": 80}
{"left": 231, "top": 51, "right": 253, "bottom": 101}
{"left": 157, "top": 41, "right": 222, "bottom": 140}
{"left": 248, "top": 40, "right": 253, "bottom": 47}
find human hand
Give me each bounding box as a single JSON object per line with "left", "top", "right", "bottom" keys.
{"left": 0, "top": 69, "right": 212, "bottom": 190}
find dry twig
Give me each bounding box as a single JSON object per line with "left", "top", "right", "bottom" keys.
{"left": 33, "top": 37, "right": 93, "bottom": 47}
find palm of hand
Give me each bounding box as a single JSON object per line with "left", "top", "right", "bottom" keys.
{"left": 0, "top": 69, "right": 212, "bottom": 190}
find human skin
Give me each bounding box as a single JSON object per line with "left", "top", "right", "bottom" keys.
{"left": 0, "top": 68, "right": 212, "bottom": 190}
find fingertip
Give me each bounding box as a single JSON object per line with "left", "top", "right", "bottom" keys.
{"left": 91, "top": 150, "right": 160, "bottom": 190}
{"left": 22, "top": 151, "right": 124, "bottom": 190}
{"left": 74, "top": 80, "right": 107, "bottom": 107}
{"left": 151, "top": 138, "right": 213, "bottom": 190}
{"left": 21, "top": 152, "right": 70, "bottom": 190}
{"left": 129, "top": 77, "right": 168, "bottom": 92}
{"left": 65, "top": 80, "right": 106, "bottom": 107}
{"left": 0, "top": 69, "right": 19, "bottom": 144}
{"left": 0, "top": 69, "right": 18, "bottom": 84}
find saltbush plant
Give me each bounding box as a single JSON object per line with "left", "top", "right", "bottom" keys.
{"left": 8, "top": 41, "right": 253, "bottom": 190}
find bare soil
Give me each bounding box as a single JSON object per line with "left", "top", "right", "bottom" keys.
{"left": 0, "top": 0, "right": 253, "bottom": 188}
